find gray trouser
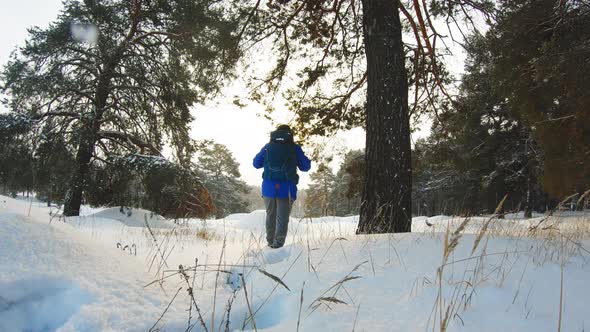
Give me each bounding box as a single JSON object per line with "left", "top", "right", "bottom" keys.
{"left": 264, "top": 197, "right": 293, "bottom": 247}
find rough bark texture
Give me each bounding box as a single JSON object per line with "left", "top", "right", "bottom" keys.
{"left": 524, "top": 172, "right": 533, "bottom": 219}
{"left": 63, "top": 131, "right": 95, "bottom": 216}
{"left": 63, "top": 55, "right": 119, "bottom": 216}
{"left": 357, "top": 0, "right": 412, "bottom": 233}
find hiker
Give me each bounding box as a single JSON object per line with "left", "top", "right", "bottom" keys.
{"left": 253, "top": 125, "right": 311, "bottom": 248}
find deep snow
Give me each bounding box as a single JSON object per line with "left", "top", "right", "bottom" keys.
{"left": 0, "top": 194, "right": 589, "bottom": 331}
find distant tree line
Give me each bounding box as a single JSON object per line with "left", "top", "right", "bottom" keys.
{"left": 0, "top": 0, "right": 256, "bottom": 219}
{"left": 0, "top": 0, "right": 249, "bottom": 217}
{"left": 305, "top": 150, "right": 364, "bottom": 217}
{"left": 0, "top": 119, "right": 251, "bottom": 219}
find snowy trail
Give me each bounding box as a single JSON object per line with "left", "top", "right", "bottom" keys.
{"left": 1, "top": 195, "right": 590, "bottom": 331}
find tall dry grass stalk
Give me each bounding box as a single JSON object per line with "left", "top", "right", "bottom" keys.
{"left": 223, "top": 291, "right": 237, "bottom": 332}
{"left": 211, "top": 238, "right": 227, "bottom": 332}
{"left": 557, "top": 265, "right": 564, "bottom": 332}
{"left": 242, "top": 250, "right": 303, "bottom": 329}
{"left": 149, "top": 287, "right": 183, "bottom": 332}
{"left": 471, "top": 195, "right": 507, "bottom": 255}
{"left": 433, "top": 216, "right": 472, "bottom": 332}
{"left": 179, "top": 259, "right": 208, "bottom": 332}
{"left": 297, "top": 282, "right": 305, "bottom": 332}
{"left": 352, "top": 304, "right": 361, "bottom": 332}
{"left": 576, "top": 189, "right": 590, "bottom": 207}
{"left": 443, "top": 217, "right": 471, "bottom": 264}
{"left": 308, "top": 261, "right": 366, "bottom": 315}
{"left": 240, "top": 274, "right": 258, "bottom": 332}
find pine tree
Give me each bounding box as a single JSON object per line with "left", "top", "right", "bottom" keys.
{"left": 197, "top": 143, "right": 250, "bottom": 218}
{"left": 305, "top": 163, "right": 336, "bottom": 217}
{"left": 356, "top": 0, "right": 411, "bottom": 233}
{"left": 490, "top": 0, "right": 590, "bottom": 198}
{"left": 91, "top": 153, "right": 216, "bottom": 219}
{"left": 413, "top": 33, "right": 549, "bottom": 216}
{"left": 331, "top": 150, "right": 363, "bottom": 216}
{"left": 0, "top": 114, "right": 34, "bottom": 197}
{"left": 1, "top": 0, "right": 244, "bottom": 215}
{"left": 34, "top": 124, "right": 76, "bottom": 206}
{"left": 416, "top": 0, "right": 590, "bottom": 214}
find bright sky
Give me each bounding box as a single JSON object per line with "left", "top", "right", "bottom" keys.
{"left": 0, "top": 0, "right": 64, "bottom": 108}
{"left": 0, "top": 1, "right": 454, "bottom": 188}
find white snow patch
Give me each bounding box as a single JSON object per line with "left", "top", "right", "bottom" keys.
{"left": 84, "top": 206, "right": 175, "bottom": 228}
{"left": 0, "top": 277, "right": 92, "bottom": 332}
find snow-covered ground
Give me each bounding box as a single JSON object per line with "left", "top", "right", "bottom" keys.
{"left": 1, "top": 194, "right": 589, "bottom": 331}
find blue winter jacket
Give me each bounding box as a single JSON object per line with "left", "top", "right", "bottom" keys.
{"left": 253, "top": 143, "right": 311, "bottom": 200}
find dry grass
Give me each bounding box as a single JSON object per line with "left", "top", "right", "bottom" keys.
{"left": 196, "top": 228, "right": 216, "bottom": 241}
{"left": 139, "top": 193, "right": 589, "bottom": 332}
{"left": 145, "top": 227, "right": 217, "bottom": 241}
{"left": 425, "top": 191, "right": 590, "bottom": 332}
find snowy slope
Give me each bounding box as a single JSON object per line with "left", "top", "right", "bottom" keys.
{"left": 87, "top": 207, "right": 175, "bottom": 228}
{"left": 0, "top": 212, "right": 168, "bottom": 331}
{"left": 1, "top": 195, "right": 589, "bottom": 331}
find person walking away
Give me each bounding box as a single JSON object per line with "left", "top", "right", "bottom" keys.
{"left": 253, "top": 125, "right": 311, "bottom": 248}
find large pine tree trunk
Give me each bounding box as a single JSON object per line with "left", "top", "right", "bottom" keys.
{"left": 62, "top": 56, "right": 118, "bottom": 216}
{"left": 63, "top": 132, "right": 95, "bottom": 216}
{"left": 63, "top": 96, "right": 104, "bottom": 217}
{"left": 357, "top": 0, "right": 412, "bottom": 234}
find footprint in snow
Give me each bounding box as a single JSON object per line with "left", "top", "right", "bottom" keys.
{"left": 225, "top": 268, "right": 242, "bottom": 292}
{"left": 244, "top": 245, "right": 291, "bottom": 266}
{"left": 261, "top": 246, "right": 290, "bottom": 265}
{"left": 225, "top": 246, "right": 292, "bottom": 292}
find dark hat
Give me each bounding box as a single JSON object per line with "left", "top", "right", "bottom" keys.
{"left": 276, "top": 124, "right": 292, "bottom": 132}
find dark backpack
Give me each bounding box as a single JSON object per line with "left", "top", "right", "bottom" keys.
{"left": 263, "top": 129, "right": 299, "bottom": 184}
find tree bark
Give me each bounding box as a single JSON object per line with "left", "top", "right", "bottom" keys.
{"left": 63, "top": 129, "right": 96, "bottom": 216}
{"left": 47, "top": 185, "right": 52, "bottom": 208}
{"left": 523, "top": 132, "right": 533, "bottom": 218}
{"left": 357, "top": 0, "right": 412, "bottom": 234}
{"left": 63, "top": 54, "right": 121, "bottom": 216}
{"left": 524, "top": 172, "right": 533, "bottom": 219}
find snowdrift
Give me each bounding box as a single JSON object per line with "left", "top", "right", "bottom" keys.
{"left": 85, "top": 206, "right": 175, "bottom": 229}
{"left": 0, "top": 211, "right": 167, "bottom": 332}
